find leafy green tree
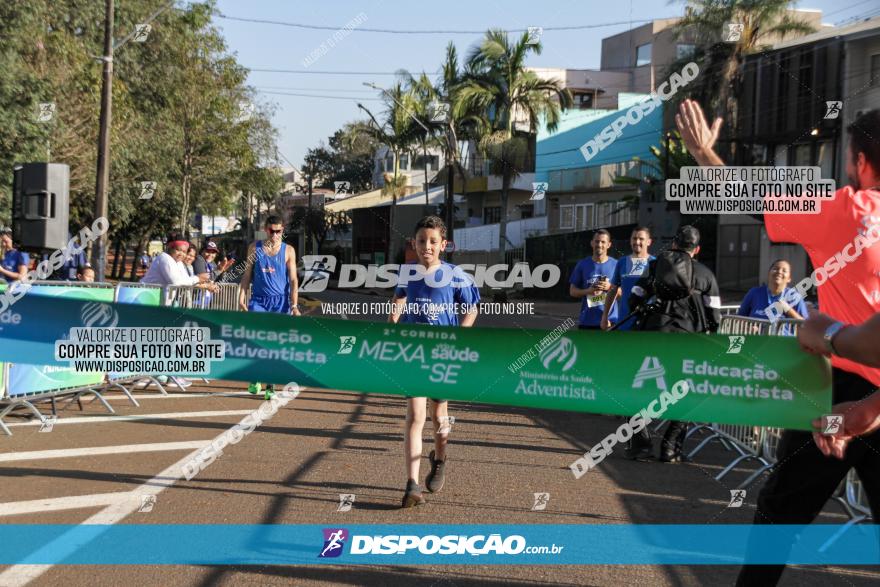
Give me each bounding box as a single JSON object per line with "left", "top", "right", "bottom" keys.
{"left": 0, "top": 0, "right": 280, "bottom": 280}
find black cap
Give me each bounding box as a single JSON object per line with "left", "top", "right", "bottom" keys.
{"left": 673, "top": 225, "right": 700, "bottom": 250}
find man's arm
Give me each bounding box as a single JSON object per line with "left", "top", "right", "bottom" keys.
{"left": 701, "top": 274, "right": 722, "bottom": 333}
{"left": 600, "top": 285, "right": 621, "bottom": 330}
{"left": 287, "top": 245, "right": 300, "bottom": 315}
{"left": 798, "top": 312, "right": 880, "bottom": 367}
{"left": 238, "top": 243, "right": 256, "bottom": 311}
{"left": 675, "top": 99, "right": 725, "bottom": 167}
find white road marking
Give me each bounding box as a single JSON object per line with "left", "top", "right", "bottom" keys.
{"left": 0, "top": 394, "right": 299, "bottom": 586}
{"left": 0, "top": 441, "right": 211, "bottom": 463}
{"left": 4, "top": 410, "right": 255, "bottom": 428}
{"left": 0, "top": 492, "right": 135, "bottom": 517}
{"left": 101, "top": 392, "right": 252, "bottom": 401}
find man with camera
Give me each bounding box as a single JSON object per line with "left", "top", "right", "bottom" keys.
{"left": 625, "top": 225, "right": 722, "bottom": 462}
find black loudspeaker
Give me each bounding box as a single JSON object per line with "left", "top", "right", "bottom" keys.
{"left": 12, "top": 162, "right": 70, "bottom": 251}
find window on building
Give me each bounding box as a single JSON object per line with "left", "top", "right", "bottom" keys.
{"left": 519, "top": 204, "right": 534, "bottom": 219}
{"left": 635, "top": 43, "right": 652, "bottom": 67}
{"left": 817, "top": 141, "right": 833, "bottom": 179}
{"left": 577, "top": 93, "right": 594, "bottom": 110}
{"left": 676, "top": 44, "right": 696, "bottom": 60}
{"left": 384, "top": 155, "right": 394, "bottom": 172}
{"left": 794, "top": 143, "right": 811, "bottom": 167}
{"left": 773, "top": 144, "right": 788, "bottom": 167}
{"left": 399, "top": 154, "right": 409, "bottom": 170}
{"left": 872, "top": 54, "right": 880, "bottom": 87}
{"left": 559, "top": 205, "right": 574, "bottom": 229}
{"left": 412, "top": 155, "right": 439, "bottom": 171}
{"left": 483, "top": 206, "right": 501, "bottom": 224}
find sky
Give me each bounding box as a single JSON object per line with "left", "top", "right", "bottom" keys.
{"left": 213, "top": 0, "right": 878, "bottom": 169}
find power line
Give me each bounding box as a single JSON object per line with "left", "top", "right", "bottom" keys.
{"left": 258, "top": 90, "right": 382, "bottom": 101}
{"left": 249, "top": 68, "right": 423, "bottom": 76}
{"left": 255, "top": 85, "right": 377, "bottom": 93}
{"left": 824, "top": 0, "right": 876, "bottom": 19}
{"left": 217, "top": 13, "right": 674, "bottom": 34}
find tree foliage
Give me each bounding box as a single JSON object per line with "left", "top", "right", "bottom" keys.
{"left": 0, "top": 0, "right": 279, "bottom": 259}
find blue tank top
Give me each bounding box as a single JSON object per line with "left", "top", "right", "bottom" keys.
{"left": 252, "top": 241, "right": 288, "bottom": 297}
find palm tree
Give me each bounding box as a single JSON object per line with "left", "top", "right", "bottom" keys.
{"left": 356, "top": 83, "right": 422, "bottom": 261}
{"left": 673, "top": 0, "right": 815, "bottom": 156}
{"left": 456, "top": 30, "right": 572, "bottom": 262}
{"left": 398, "top": 42, "right": 483, "bottom": 246}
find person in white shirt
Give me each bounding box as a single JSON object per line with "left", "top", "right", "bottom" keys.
{"left": 138, "top": 237, "right": 213, "bottom": 390}
{"left": 141, "top": 239, "right": 203, "bottom": 286}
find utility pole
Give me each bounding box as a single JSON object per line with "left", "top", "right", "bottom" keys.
{"left": 423, "top": 141, "right": 429, "bottom": 206}
{"left": 307, "top": 168, "right": 314, "bottom": 254}
{"left": 92, "top": 0, "right": 114, "bottom": 282}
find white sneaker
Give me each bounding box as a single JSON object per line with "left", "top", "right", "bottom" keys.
{"left": 172, "top": 378, "right": 193, "bottom": 389}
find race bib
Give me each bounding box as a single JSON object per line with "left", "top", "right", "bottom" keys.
{"left": 587, "top": 293, "right": 606, "bottom": 308}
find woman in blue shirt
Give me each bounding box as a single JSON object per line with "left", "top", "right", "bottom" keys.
{"left": 738, "top": 259, "right": 809, "bottom": 322}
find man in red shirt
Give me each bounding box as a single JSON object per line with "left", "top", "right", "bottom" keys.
{"left": 676, "top": 101, "right": 880, "bottom": 586}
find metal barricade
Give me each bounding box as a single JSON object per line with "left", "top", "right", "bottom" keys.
{"left": 686, "top": 315, "right": 792, "bottom": 486}
{"left": 165, "top": 283, "right": 242, "bottom": 311}
{"left": 687, "top": 314, "right": 872, "bottom": 527}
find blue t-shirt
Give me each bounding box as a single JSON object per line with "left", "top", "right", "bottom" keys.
{"left": 43, "top": 251, "right": 86, "bottom": 281}
{"left": 570, "top": 257, "right": 618, "bottom": 327}
{"left": 738, "top": 285, "right": 809, "bottom": 322}
{"left": 1, "top": 249, "right": 29, "bottom": 283}
{"left": 610, "top": 255, "right": 655, "bottom": 331}
{"left": 393, "top": 262, "right": 480, "bottom": 326}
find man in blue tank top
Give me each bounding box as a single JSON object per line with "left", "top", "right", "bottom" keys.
{"left": 239, "top": 216, "right": 300, "bottom": 398}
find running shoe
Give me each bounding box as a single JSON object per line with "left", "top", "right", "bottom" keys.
{"left": 401, "top": 479, "right": 425, "bottom": 508}
{"left": 264, "top": 383, "right": 275, "bottom": 400}
{"left": 425, "top": 450, "right": 446, "bottom": 493}
{"left": 248, "top": 382, "right": 262, "bottom": 395}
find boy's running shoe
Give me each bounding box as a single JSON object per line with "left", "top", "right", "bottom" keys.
{"left": 264, "top": 384, "right": 275, "bottom": 400}
{"left": 248, "top": 383, "right": 262, "bottom": 395}
{"left": 401, "top": 479, "right": 425, "bottom": 508}
{"left": 425, "top": 450, "right": 447, "bottom": 493}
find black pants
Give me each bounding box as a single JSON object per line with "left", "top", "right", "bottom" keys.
{"left": 736, "top": 368, "right": 880, "bottom": 586}
{"left": 661, "top": 420, "right": 688, "bottom": 456}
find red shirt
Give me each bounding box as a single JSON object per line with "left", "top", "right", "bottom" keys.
{"left": 765, "top": 186, "right": 880, "bottom": 387}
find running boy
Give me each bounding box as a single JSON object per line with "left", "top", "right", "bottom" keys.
{"left": 388, "top": 215, "right": 479, "bottom": 508}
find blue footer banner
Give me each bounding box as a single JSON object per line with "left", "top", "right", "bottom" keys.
{"left": 1, "top": 525, "right": 877, "bottom": 565}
